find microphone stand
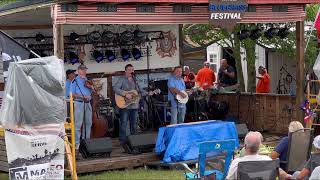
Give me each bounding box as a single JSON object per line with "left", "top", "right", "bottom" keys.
{"left": 132, "top": 73, "right": 145, "bottom": 131}
{"left": 146, "top": 45, "right": 153, "bottom": 129}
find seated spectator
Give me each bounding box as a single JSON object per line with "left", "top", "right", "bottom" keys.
{"left": 291, "top": 135, "right": 320, "bottom": 180}
{"left": 270, "top": 121, "right": 304, "bottom": 170}
{"left": 238, "top": 131, "right": 270, "bottom": 157}
{"left": 309, "top": 166, "right": 320, "bottom": 180}
{"left": 227, "top": 131, "right": 291, "bottom": 179}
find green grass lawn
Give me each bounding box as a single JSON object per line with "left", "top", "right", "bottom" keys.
{"left": 77, "top": 169, "right": 185, "bottom": 180}
{"left": 1, "top": 169, "right": 185, "bottom": 180}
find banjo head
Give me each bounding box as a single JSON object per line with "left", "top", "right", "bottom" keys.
{"left": 176, "top": 91, "right": 188, "bottom": 104}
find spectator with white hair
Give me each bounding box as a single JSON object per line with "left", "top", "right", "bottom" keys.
{"left": 227, "top": 131, "right": 291, "bottom": 179}
{"left": 270, "top": 121, "right": 304, "bottom": 170}
{"left": 238, "top": 131, "right": 270, "bottom": 157}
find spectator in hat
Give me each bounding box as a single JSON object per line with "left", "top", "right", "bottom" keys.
{"left": 256, "top": 66, "right": 270, "bottom": 93}
{"left": 66, "top": 69, "right": 76, "bottom": 98}
{"left": 196, "top": 62, "right": 216, "bottom": 90}
{"left": 290, "top": 135, "right": 320, "bottom": 179}
{"left": 270, "top": 121, "right": 304, "bottom": 170}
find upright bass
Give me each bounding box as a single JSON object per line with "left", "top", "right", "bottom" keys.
{"left": 86, "top": 80, "right": 109, "bottom": 138}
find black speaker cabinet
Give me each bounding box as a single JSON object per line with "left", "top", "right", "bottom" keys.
{"left": 127, "top": 133, "right": 158, "bottom": 153}
{"left": 79, "top": 137, "right": 112, "bottom": 158}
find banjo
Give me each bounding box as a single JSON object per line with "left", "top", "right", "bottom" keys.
{"left": 175, "top": 87, "right": 202, "bottom": 104}
{"left": 175, "top": 90, "right": 189, "bottom": 104}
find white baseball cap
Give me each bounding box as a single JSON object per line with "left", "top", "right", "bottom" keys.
{"left": 313, "top": 135, "right": 320, "bottom": 149}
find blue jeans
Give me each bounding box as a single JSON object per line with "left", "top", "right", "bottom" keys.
{"left": 119, "top": 109, "right": 138, "bottom": 143}
{"left": 171, "top": 106, "right": 186, "bottom": 124}
{"left": 74, "top": 102, "right": 92, "bottom": 148}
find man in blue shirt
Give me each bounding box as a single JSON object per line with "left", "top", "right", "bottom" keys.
{"left": 70, "top": 64, "right": 94, "bottom": 154}
{"left": 168, "top": 66, "right": 187, "bottom": 124}
{"left": 66, "top": 69, "right": 76, "bottom": 98}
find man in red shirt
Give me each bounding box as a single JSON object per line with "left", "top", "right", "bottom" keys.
{"left": 256, "top": 66, "right": 270, "bottom": 93}
{"left": 196, "top": 62, "right": 216, "bottom": 90}
{"left": 183, "top": 66, "right": 196, "bottom": 89}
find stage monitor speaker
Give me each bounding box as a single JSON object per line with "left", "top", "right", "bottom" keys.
{"left": 127, "top": 133, "right": 157, "bottom": 153}
{"left": 154, "top": 80, "right": 168, "bottom": 95}
{"left": 79, "top": 137, "right": 112, "bottom": 158}
{"left": 236, "top": 123, "right": 248, "bottom": 139}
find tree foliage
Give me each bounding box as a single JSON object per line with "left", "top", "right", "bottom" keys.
{"left": 184, "top": 4, "right": 320, "bottom": 91}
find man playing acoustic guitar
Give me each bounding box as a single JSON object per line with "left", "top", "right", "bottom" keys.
{"left": 113, "top": 64, "right": 147, "bottom": 152}
{"left": 168, "top": 66, "right": 187, "bottom": 124}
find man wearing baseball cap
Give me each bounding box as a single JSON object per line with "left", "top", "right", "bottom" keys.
{"left": 66, "top": 69, "right": 76, "bottom": 97}
{"left": 195, "top": 61, "right": 215, "bottom": 90}
{"left": 70, "top": 64, "right": 94, "bottom": 158}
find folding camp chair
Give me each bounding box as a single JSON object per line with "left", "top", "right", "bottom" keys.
{"left": 310, "top": 153, "right": 320, "bottom": 172}
{"left": 283, "top": 128, "right": 313, "bottom": 172}
{"left": 181, "top": 139, "right": 237, "bottom": 180}
{"left": 237, "top": 159, "right": 280, "bottom": 180}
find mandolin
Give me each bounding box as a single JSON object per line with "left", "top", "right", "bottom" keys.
{"left": 115, "top": 89, "right": 160, "bottom": 109}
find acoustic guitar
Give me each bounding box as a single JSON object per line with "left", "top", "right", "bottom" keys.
{"left": 115, "top": 89, "right": 160, "bottom": 109}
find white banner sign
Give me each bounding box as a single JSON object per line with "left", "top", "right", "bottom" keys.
{"left": 5, "top": 125, "right": 65, "bottom": 180}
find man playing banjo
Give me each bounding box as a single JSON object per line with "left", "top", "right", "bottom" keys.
{"left": 168, "top": 66, "right": 187, "bottom": 124}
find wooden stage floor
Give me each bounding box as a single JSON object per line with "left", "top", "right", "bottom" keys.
{"left": 73, "top": 138, "right": 160, "bottom": 174}
{"left": 0, "top": 137, "right": 160, "bottom": 174}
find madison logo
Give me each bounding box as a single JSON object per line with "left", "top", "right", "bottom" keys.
{"left": 156, "top": 31, "right": 177, "bottom": 58}
{"left": 209, "top": 0, "right": 248, "bottom": 31}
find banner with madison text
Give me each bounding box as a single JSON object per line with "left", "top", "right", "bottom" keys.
{"left": 5, "top": 124, "right": 65, "bottom": 180}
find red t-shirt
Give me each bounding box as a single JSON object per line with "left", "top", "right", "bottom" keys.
{"left": 196, "top": 67, "right": 216, "bottom": 90}
{"left": 256, "top": 73, "right": 270, "bottom": 93}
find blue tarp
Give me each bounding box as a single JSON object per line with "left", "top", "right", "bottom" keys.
{"left": 155, "top": 120, "right": 239, "bottom": 163}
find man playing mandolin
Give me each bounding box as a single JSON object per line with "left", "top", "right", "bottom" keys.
{"left": 113, "top": 64, "right": 147, "bottom": 152}
{"left": 168, "top": 66, "right": 187, "bottom": 124}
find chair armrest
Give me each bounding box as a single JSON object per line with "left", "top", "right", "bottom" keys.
{"left": 178, "top": 163, "right": 197, "bottom": 174}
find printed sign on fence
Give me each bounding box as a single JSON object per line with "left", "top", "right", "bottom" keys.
{"left": 5, "top": 125, "right": 65, "bottom": 180}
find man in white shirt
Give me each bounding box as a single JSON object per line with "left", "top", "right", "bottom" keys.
{"left": 227, "top": 131, "right": 292, "bottom": 179}
{"left": 309, "top": 166, "right": 320, "bottom": 179}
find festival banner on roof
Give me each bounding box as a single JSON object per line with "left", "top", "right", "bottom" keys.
{"left": 209, "top": 0, "right": 248, "bottom": 31}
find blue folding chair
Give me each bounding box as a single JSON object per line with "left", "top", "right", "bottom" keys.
{"left": 182, "top": 139, "right": 237, "bottom": 180}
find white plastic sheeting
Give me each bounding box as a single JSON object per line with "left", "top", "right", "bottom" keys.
{"left": 313, "top": 52, "right": 320, "bottom": 79}
{"left": 0, "top": 56, "right": 66, "bottom": 128}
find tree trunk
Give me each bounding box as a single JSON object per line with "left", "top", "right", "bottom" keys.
{"left": 243, "top": 39, "right": 257, "bottom": 93}
{"left": 233, "top": 35, "right": 245, "bottom": 91}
